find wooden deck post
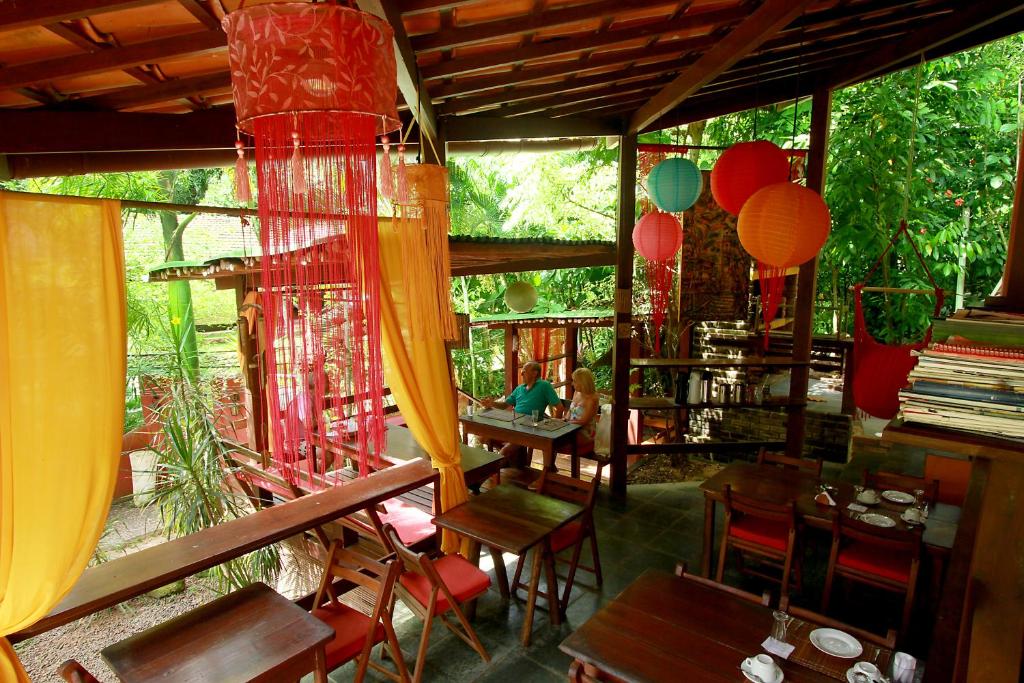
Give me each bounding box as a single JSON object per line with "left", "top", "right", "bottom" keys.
{"left": 564, "top": 324, "right": 579, "bottom": 400}
{"left": 611, "top": 132, "right": 638, "bottom": 498}
{"left": 504, "top": 326, "right": 519, "bottom": 398}
{"left": 786, "top": 86, "right": 831, "bottom": 458}
{"left": 987, "top": 132, "right": 1024, "bottom": 311}
{"left": 234, "top": 277, "right": 267, "bottom": 454}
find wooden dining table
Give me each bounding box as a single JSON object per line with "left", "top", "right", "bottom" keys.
{"left": 101, "top": 582, "right": 334, "bottom": 682}
{"left": 432, "top": 484, "right": 584, "bottom": 646}
{"left": 560, "top": 569, "right": 895, "bottom": 682}
{"left": 460, "top": 409, "right": 580, "bottom": 473}
{"left": 699, "top": 462, "right": 961, "bottom": 577}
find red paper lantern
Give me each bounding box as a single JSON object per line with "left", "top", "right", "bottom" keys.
{"left": 737, "top": 182, "right": 831, "bottom": 268}
{"left": 710, "top": 141, "right": 790, "bottom": 215}
{"left": 632, "top": 211, "right": 683, "bottom": 260}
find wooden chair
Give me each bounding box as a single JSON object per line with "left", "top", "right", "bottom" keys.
{"left": 863, "top": 469, "right": 939, "bottom": 506}
{"left": 716, "top": 484, "right": 800, "bottom": 601}
{"left": 778, "top": 596, "right": 897, "bottom": 649}
{"left": 675, "top": 561, "right": 771, "bottom": 606}
{"left": 822, "top": 512, "right": 922, "bottom": 637}
{"left": 382, "top": 523, "right": 491, "bottom": 683}
{"left": 510, "top": 460, "right": 606, "bottom": 612}
{"left": 757, "top": 447, "right": 823, "bottom": 477}
{"left": 310, "top": 540, "right": 410, "bottom": 682}
{"left": 925, "top": 454, "right": 971, "bottom": 506}
{"left": 58, "top": 661, "right": 99, "bottom": 683}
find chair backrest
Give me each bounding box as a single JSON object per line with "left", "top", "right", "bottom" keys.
{"left": 722, "top": 484, "right": 797, "bottom": 530}
{"left": 924, "top": 454, "right": 971, "bottom": 506}
{"left": 862, "top": 469, "right": 939, "bottom": 506}
{"left": 833, "top": 512, "right": 922, "bottom": 562}
{"left": 674, "top": 561, "right": 771, "bottom": 606}
{"left": 757, "top": 447, "right": 823, "bottom": 477}
{"left": 535, "top": 461, "right": 606, "bottom": 511}
{"left": 314, "top": 539, "right": 401, "bottom": 622}
{"left": 58, "top": 661, "right": 99, "bottom": 683}
{"left": 382, "top": 522, "right": 440, "bottom": 581}
{"left": 777, "top": 597, "right": 897, "bottom": 649}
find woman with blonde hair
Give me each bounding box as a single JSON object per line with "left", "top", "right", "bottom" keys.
{"left": 567, "top": 367, "right": 600, "bottom": 452}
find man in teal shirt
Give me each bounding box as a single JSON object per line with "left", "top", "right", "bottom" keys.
{"left": 483, "top": 361, "right": 563, "bottom": 467}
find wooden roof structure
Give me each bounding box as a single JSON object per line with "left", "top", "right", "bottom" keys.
{"left": 1, "top": 0, "right": 1022, "bottom": 178}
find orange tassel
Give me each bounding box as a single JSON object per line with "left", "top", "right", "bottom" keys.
{"left": 290, "top": 130, "right": 307, "bottom": 195}
{"left": 234, "top": 140, "right": 251, "bottom": 203}
{"left": 396, "top": 144, "right": 409, "bottom": 203}
{"left": 378, "top": 135, "right": 394, "bottom": 201}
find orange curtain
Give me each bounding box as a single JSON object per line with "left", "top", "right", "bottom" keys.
{"left": 378, "top": 223, "right": 468, "bottom": 554}
{"left": 0, "top": 193, "right": 126, "bottom": 680}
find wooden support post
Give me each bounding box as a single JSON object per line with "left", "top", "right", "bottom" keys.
{"left": 234, "top": 278, "right": 267, "bottom": 454}
{"left": 611, "top": 133, "right": 638, "bottom": 499}
{"left": 564, "top": 325, "right": 579, "bottom": 400}
{"left": 504, "top": 326, "right": 519, "bottom": 398}
{"left": 987, "top": 130, "right": 1024, "bottom": 311}
{"left": 786, "top": 86, "right": 831, "bottom": 458}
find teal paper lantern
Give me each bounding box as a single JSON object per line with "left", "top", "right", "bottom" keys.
{"left": 648, "top": 157, "right": 703, "bottom": 212}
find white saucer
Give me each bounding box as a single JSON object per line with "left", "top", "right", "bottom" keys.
{"left": 741, "top": 659, "right": 784, "bottom": 683}
{"left": 846, "top": 666, "right": 882, "bottom": 682}
{"left": 856, "top": 492, "right": 880, "bottom": 505}
{"left": 810, "top": 628, "right": 863, "bottom": 658}
{"left": 858, "top": 513, "right": 897, "bottom": 528}
{"left": 901, "top": 511, "right": 925, "bottom": 526}
{"left": 882, "top": 489, "right": 915, "bottom": 504}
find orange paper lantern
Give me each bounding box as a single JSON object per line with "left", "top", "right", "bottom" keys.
{"left": 710, "top": 141, "right": 790, "bottom": 215}
{"left": 737, "top": 182, "right": 831, "bottom": 268}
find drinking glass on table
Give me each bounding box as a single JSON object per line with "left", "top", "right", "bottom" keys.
{"left": 771, "top": 610, "right": 792, "bottom": 643}
{"left": 531, "top": 409, "right": 540, "bottom": 426}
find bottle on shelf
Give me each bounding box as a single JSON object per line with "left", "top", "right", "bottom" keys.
{"left": 687, "top": 371, "right": 703, "bottom": 405}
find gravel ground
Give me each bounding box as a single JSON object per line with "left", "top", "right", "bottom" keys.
{"left": 12, "top": 499, "right": 222, "bottom": 682}
{"left": 628, "top": 454, "right": 725, "bottom": 484}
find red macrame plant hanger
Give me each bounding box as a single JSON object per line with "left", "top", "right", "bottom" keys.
{"left": 852, "top": 221, "right": 944, "bottom": 419}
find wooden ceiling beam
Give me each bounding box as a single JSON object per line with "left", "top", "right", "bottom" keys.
{"left": 436, "top": 58, "right": 690, "bottom": 115}
{"left": 420, "top": 5, "right": 747, "bottom": 80}
{"left": 828, "top": 0, "right": 1024, "bottom": 89}
{"left": 411, "top": 0, "right": 677, "bottom": 53}
{"left": 628, "top": 0, "right": 817, "bottom": 134}
{"left": 67, "top": 71, "right": 233, "bottom": 110}
{"left": 357, "top": 0, "right": 439, "bottom": 152}
{"left": 0, "top": 0, "right": 160, "bottom": 32}
{"left": 398, "top": 0, "right": 479, "bottom": 17}
{"left": 496, "top": 80, "right": 664, "bottom": 118}
{"left": 443, "top": 115, "right": 621, "bottom": 142}
{"left": 430, "top": 34, "right": 714, "bottom": 100}
{"left": 549, "top": 92, "right": 654, "bottom": 119}
{"left": 0, "top": 30, "right": 225, "bottom": 90}
{"left": 176, "top": 0, "right": 222, "bottom": 30}
{"left": 0, "top": 108, "right": 237, "bottom": 154}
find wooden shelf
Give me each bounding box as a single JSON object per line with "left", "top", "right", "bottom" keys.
{"left": 629, "top": 397, "right": 681, "bottom": 410}
{"left": 685, "top": 400, "right": 803, "bottom": 410}
{"left": 630, "top": 357, "right": 808, "bottom": 369}
{"left": 627, "top": 440, "right": 786, "bottom": 455}
{"left": 883, "top": 419, "right": 1024, "bottom": 462}
{"left": 628, "top": 398, "right": 803, "bottom": 410}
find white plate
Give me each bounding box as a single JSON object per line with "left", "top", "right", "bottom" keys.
{"left": 810, "top": 628, "right": 864, "bottom": 659}
{"left": 741, "top": 658, "right": 784, "bottom": 683}
{"left": 882, "top": 490, "right": 915, "bottom": 504}
{"left": 858, "top": 513, "right": 897, "bottom": 528}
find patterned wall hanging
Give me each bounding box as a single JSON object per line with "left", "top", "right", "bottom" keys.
{"left": 223, "top": 3, "right": 399, "bottom": 479}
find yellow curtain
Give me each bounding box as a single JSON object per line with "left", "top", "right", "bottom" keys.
{"left": 0, "top": 193, "right": 126, "bottom": 680}
{"left": 378, "top": 224, "right": 468, "bottom": 555}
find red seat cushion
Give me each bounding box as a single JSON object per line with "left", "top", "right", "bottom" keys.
{"left": 837, "top": 541, "right": 912, "bottom": 583}
{"left": 729, "top": 515, "right": 789, "bottom": 551}
{"left": 550, "top": 520, "right": 584, "bottom": 554}
{"left": 378, "top": 499, "right": 435, "bottom": 547}
{"left": 399, "top": 554, "right": 491, "bottom": 615}
{"left": 312, "top": 602, "right": 385, "bottom": 670}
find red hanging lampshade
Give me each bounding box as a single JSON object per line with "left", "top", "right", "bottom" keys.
{"left": 737, "top": 182, "right": 831, "bottom": 268}
{"left": 633, "top": 212, "right": 683, "bottom": 353}
{"left": 710, "top": 141, "right": 790, "bottom": 215}
{"left": 224, "top": 3, "right": 400, "bottom": 481}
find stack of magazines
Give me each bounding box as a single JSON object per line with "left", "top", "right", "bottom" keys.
{"left": 899, "top": 311, "right": 1024, "bottom": 440}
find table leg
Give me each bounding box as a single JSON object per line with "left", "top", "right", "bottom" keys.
{"left": 544, "top": 446, "right": 557, "bottom": 473}
{"left": 313, "top": 645, "right": 328, "bottom": 683}
{"left": 542, "top": 540, "right": 562, "bottom": 625}
{"left": 521, "top": 544, "right": 544, "bottom": 646}
{"left": 490, "top": 545, "right": 509, "bottom": 600}
{"left": 570, "top": 439, "right": 579, "bottom": 479}
{"left": 701, "top": 496, "right": 715, "bottom": 578}
{"left": 465, "top": 540, "right": 482, "bottom": 619}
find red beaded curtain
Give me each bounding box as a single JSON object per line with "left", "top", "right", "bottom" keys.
{"left": 224, "top": 3, "right": 399, "bottom": 480}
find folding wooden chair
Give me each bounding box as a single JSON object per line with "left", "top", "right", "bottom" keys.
{"left": 510, "top": 461, "right": 605, "bottom": 612}
{"left": 822, "top": 512, "right": 922, "bottom": 637}
{"left": 675, "top": 561, "right": 771, "bottom": 606}
{"left": 757, "top": 447, "right": 823, "bottom": 477}
{"left": 716, "top": 484, "right": 800, "bottom": 601}
{"left": 58, "top": 661, "right": 99, "bottom": 683}
{"left": 311, "top": 540, "right": 410, "bottom": 682}
{"left": 382, "top": 523, "right": 490, "bottom": 683}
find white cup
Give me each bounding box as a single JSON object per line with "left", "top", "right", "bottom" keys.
{"left": 853, "top": 661, "right": 881, "bottom": 680}
{"left": 904, "top": 507, "right": 923, "bottom": 523}
{"left": 858, "top": 489, "right": 880, "bottom": 504}
{"left": 744, "top": 654, "right": 776, "bottom": 680}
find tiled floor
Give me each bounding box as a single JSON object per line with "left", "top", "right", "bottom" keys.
{"left": 325, "top": 451, "right": 930, "bottom": 682}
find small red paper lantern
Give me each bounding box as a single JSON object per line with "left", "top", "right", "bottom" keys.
{"left": 737, "top": 182, "right": 831, "bottom": 268}
{"left": 632, "top": 211, "right": 683, "bottom": 260}
{"left": 710, "top": 141, "right": 790, "bottom": 215}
